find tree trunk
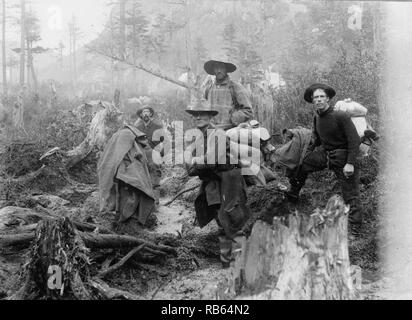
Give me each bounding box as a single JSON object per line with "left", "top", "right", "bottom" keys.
{"left": 113, "top": 89, "right": 121, "bottom": 109}
{"left": 19, "top": 0, "right": 25, "bottom": 86}
{"left": 72, "top": 17, "right": 77, "bottom": 87}
{"left": 13, "top": 85, "right": 26, "bottom": 133}
{"left": 68, "top": 16, "right": 78, "bottom": 89}
{"left": 118, "top": 0, "right": 126, "bottom": 89}
{"left": 132, "top": 1, "right": 137, "bottom": 85}
{"left": 219, "top": 195, "right": 355, "bottom": 300}
{"left": 69, "top": 22, "right": 72, "bottom": 87}
{"left": 26, "top": 39, "right": 30, "bottom": 91}
{"left": 250, "top": 84, "right": 274, "bottom": 134}
{"left": 8, "top": 57, "right": 12, "bottom": 83}
{"left": 2, "top": 0, "right": 7, "bottom": 97}
{"left": 27, "top": 40, "right": 37, "bottom": 94}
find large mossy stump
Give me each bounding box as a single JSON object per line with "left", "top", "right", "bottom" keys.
{"left": 219, "top": 195, "right": 355, "bottom": 300}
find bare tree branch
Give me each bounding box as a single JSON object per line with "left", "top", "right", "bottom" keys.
{"left": 87, "top": 46, "right": 201, "bottom": 92}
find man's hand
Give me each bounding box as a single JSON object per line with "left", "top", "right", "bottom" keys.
{"left": 343, "top": 164, "right": 355, "bottom": 178}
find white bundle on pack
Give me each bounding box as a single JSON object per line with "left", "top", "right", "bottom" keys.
{"left": 334, "top": 99, "right": 374, "bottom": 158}
{"left": 334, "top": 99, "right": 368, "bottom": 138}
{"left": 334, "top": 99, "right": 368, "bottom": 117}
{"left": 226, "top": 121, "right": 270, "bottom": 185}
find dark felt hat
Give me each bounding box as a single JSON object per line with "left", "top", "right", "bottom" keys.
{"left": 185, "top": 98, "right": 219, "bottom": 116}
{"left": 204, "top": 60, "right": 237, "bottom": 75}
{"left": 304, "top": 83, "right": 336, "bottom": 103}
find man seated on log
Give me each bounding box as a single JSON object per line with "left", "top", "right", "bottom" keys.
{"left": 185, "top": 98, "right": 251, "bottom": 269}
{"left": 284, "top": 83, "right": 363, "bottom": 236}
{"left": 204, "top": 58, "right": 253, "bottom": 130}
{"left": 134, "top": 105, "right": 164, "bottom": 205}
{"left": 98, "top": 124, "right": 156, "bottom": 230}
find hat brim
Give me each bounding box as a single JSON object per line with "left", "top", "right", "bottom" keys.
{"left": 304, "top": 84, "right": 336, "bottom": 103}
{"left": 137, "top": 107, "right": 154, "bottom": 117}
{"left": 185, "top": 109, "right": 219, "bottom": 116}
{"left": 204, "top": 60, "right": 237, "bottom": 75}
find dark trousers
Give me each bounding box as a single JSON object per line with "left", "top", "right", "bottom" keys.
{"left": 287, "top": 147, "right": 362, "bottom": 224}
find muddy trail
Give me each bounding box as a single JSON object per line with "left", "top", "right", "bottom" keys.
{"left": 0, "top": 143, "right": 383, "bottom": 300}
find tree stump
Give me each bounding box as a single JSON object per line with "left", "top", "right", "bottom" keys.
{"left": 66, "top": 101, "right": 122, "bottom": 168}
{"left": 219, "top": 195, "right": 355, "bottom": 300}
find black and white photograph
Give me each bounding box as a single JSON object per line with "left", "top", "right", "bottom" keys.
{"left": 0, "top": 0, "right": 410, "bottom": 305}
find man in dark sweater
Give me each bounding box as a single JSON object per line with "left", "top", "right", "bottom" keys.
{"left": 286, "top": 83, "right": 362, "bottom": 231}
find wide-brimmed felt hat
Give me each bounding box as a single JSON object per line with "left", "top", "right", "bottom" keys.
{"left": 137, "top": 105, "right": 154, "bottom": 118}
{"left": 204, "top": 60, "right": 237, "bottom": 75}
{"left": 304, "top": 83, "right": 336, "bottom": 103}
{"left": 185, "top": 98, "right": 219, "bottom": 116}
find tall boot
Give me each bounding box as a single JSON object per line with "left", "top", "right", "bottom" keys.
{"left": 285, "top": 175, "right": 307, "bottom": 203}
{"left": 218, "top": 235, "right": 232, "bottom": 269}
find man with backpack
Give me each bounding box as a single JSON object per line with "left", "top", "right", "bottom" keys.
{"left": 185, "top": 98, "right": 251, "bottom": 269}
{"left": 284, "top": 83, "right": 363, "bottom": 236}
{"left": 204, "top": 59, "right": 253, "bottom": 129}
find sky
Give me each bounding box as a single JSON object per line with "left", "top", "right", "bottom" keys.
{"left": 7, "top": 0, "right": 112, "bottom": 49}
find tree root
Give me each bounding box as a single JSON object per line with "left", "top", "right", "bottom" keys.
{"left": 98, "top": 244, "right": 146, "bottom": 278}
{"left": 162, "top": 184, "right": 200, "bottom": 207}
{"left": 88, "top": 278, "right": 141, "bottom": 300}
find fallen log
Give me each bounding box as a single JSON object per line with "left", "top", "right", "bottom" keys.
{"left": 0, "top": 233, "right": 34, "bottom": 247}
{"left": 0, "top": 207, "right": 175, "bottom": 255}
{"left": 79, "top": 232, "right": 176, "bottom": 255}
{"left": 1, "top": 225, "right": 176, "bottom": 257}
{"left": 218, "top": 195, "right": 356, "bottom": 300}
{"left": 0, "top": 206, "right": 112, "bottom": 235}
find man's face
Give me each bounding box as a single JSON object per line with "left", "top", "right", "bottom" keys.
{"left": 192, "top": 112, "right": 213, "bottom": 129}
{"left": 312, "top": 89, "right": 330, "bottom": 113}
{"left": 213, "top": 64, "right": 228, "bottom": 82}
{"left": 141, "top": 109, "right": 152, "bottom": 122}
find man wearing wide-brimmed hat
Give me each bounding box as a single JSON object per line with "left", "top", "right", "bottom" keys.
{"left": 285, "top": 83, "right": 363, "bottom": 235}
{"left": 204, "top": 58, "right": 253, "bottom": 129}
{"left": 185, "top": 98, "right": 251, "bottom": 269}
{"left": 134, "top": 105, "right": 164, "bottom": 203}
{"left": 134, "top": 105, "right": 163, "bottom": 149}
